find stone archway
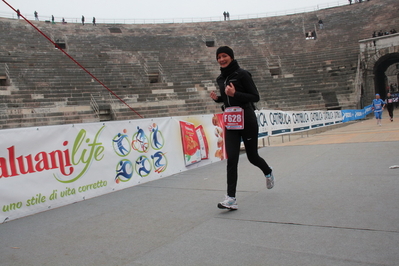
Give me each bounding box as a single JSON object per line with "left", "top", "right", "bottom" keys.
{"left": 385, "top": 63, "right": 399, "bottom": 91}
{"left": 373, "top": 52, "right": 399, "bottom": 96}
{"left": 359, "top": 33, "right": 399, "bottom": 105}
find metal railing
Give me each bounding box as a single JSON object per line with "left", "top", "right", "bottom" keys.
{"left": 108, "top": 92, "right": 118, "bottom": 120}
{"left": 4, "top": 63, "right": 9, "bottom": 78}
{"left": 90, "top": 94, "right": 100, "bottom": 119}
{"left": 3, "top": 63, "right": 13, "bottom": 86}
{"left": 4, "top": 63, "right": 11, "bottom": 82}
{"left": 0, "top": 1, "right": 349, "bottom": 25}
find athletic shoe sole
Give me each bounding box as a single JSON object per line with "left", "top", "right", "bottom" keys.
{"left": 217, "top": 203, "right": 238, "bottom": 210}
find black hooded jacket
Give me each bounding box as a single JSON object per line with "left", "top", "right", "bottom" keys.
{"left": 214, "top": 60, "right": 260, "bottom": 109}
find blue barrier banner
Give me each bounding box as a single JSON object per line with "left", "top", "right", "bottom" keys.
{"left": 342, "top": 109, "right": 355, "bottom": 122}
{"left": 342, "top": 105, "right": 372, "bottom": 122}
{"left": 355, "top": 109, "right": 366, "bottom": 120}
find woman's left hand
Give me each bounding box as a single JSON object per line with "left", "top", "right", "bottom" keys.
{"left": 225, "top": 83, "right": 235, "bottom": 97}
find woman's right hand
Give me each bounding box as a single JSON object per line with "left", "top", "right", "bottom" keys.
{"left": 210, "top": 91, "right": 218, "bottom": 100}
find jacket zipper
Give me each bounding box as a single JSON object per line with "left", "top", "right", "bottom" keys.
{"left": 224, "top": 73, "right": 237, "bottom": 107}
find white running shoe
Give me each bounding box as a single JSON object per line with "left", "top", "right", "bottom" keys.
{"left": 217, "top": 195, "right": 238, "bottom": 210}
{"left": 266, "top": 171, "right": 274, "bottom": 189}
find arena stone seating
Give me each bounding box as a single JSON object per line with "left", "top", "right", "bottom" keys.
{"left": 0, "top": 0, "right": 397, "bottom": 129}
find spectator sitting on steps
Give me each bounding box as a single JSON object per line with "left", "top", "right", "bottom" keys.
{"left": 306, "top": 30, "right": 311, "bottom": 39}
{"left": 306, "top": 30, "right": 316, "bottom": 40}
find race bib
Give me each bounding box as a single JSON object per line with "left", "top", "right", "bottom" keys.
{"left": 223, "top": 107, "right": 244, "bottom": 130}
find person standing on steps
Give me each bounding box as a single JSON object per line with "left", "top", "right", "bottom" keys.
{"left": 372, "top": 93, "right": 385, "bottom": 126}
{"left": 318, "top": 19, "right": 324, "bottom": 29}
{"left": 210, "top": 46, "right": 274, "bottom": 210}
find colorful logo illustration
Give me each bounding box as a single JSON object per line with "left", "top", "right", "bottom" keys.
{"left": 149, "top": 123, "right": 165, "bottom": 150}
{"left": 132, "top": 126, "right": 149, "bottom": 153}
{"left": 151, "top": 151, "right": 168, "bottom": 173}
{"left": 115, "top": 159, "right": 134, "bottom": 183}
{"left": 112, "top": 123, "right": 168, "bottom": 183}
{"left": 112, "top": 129, "right": 131, "bottom": 157}
{"left": 135, "top": 155, "right": 152, "bottom": 178}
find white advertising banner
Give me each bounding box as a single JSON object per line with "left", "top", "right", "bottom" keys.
{"left": 289, "top": 111, "right": 311, "bottom": 132}
{"left": 255, "top": 110, "right": 269, "bottom": 137}
{"left": 256, "top": 110, "right": 292, "bottom": 136}
{"left": 0, "top": 116, "right": 222, "bottom": 222}
{"left": 0, "top": 110, "right": 346, "bottom": 222}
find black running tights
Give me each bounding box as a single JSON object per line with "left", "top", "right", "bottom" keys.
{"left": 224, "top": 114, "right": 271, "bottom": 198}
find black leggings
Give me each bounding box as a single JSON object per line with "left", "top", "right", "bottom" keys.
{"left": 224, "top": 109, "right": 271, "bottom": 197}
{"left": 387, "top": 106, "right": 394, "bottom": 119}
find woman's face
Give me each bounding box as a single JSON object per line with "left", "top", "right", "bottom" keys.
{"left": 217, "top": 53, "right": 233, "bottom": 68}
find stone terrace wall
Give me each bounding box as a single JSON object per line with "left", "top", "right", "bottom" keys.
{"left": 0, "top": 0, "right": 397, "bottom": 129}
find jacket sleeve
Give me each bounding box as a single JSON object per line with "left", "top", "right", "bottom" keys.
{"left": 214, "top": 77, "right": 224, "bottom": 103}
{"left": 234, "top": 71, "right": 260, "bottom": 103}
{"left": 213, "top": 96, "right": 223, "bottom": 103}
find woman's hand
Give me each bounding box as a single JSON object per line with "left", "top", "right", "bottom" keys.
{"left": 225, "top": 83, "right": 236, "bottom": 97}
{"left": 210, "top": 91, "right": 218, "bottom": 100}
